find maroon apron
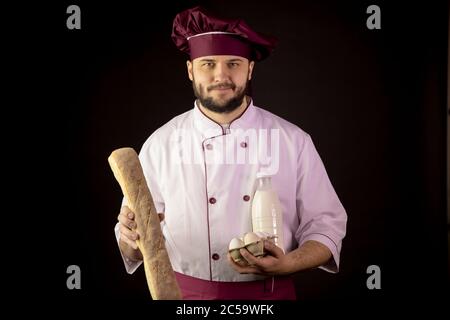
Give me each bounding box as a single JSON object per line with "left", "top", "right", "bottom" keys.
{"left": 175, "top": 272, "right": 297, "bottom": 300}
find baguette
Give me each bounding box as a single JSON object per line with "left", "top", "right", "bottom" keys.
{"left": 108, "top": 147, "right": 182, "bottom": 300}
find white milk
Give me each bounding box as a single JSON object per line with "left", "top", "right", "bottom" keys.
{"left": 251, "top": 174, "right": 284, "bottom": 251}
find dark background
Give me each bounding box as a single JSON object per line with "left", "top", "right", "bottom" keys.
{"left": 25, "top": 0, "right": 448, "bottom": 304}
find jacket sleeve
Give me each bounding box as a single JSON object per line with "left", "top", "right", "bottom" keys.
{"left": 294, "top": 134, "right": 347, "bottom": 273}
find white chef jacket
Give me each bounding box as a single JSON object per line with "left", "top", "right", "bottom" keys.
{"left": 114, "top": 99, "right": 347, "bottom": 282}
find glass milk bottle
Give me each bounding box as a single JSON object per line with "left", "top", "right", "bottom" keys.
{"left": 251, "top": 173, "right": 284, "bottom": 251}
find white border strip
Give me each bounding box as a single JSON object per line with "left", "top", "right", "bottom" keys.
{"left": 187, "top": 31, "right": 239, "bottom": 40}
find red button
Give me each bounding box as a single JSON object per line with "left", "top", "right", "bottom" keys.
{"left": 243, "top": 195, "right": 250, "bottom": 201}
{"left": 240, "top": 142, "right": 248, "bottom": 148}
{"left": 212, "top": 253, "right": 220, "bottom": 260}
{"left": 209, "top": 197, "right": 216, "bottom": 204}
{"left": 206, "top": 144, "right": 213, "bottom": 150}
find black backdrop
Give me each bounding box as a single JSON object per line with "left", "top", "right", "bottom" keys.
{"left": 24, "top": 0, "right": 448, "bottom": 305}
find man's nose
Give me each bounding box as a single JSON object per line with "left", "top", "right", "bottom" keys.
{"left": 213, "top": 63, "right": 230, "bottom": 82}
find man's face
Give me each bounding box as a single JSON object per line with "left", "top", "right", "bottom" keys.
{"left": 187, "top": 55, "right": 255, "bottom": 114}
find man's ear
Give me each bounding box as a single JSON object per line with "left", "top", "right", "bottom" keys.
{"left": 248, "top": 61, "right": 255, "bottom": 80}
{"left": 187, "top": 60, "right": 193, "bottom": 81}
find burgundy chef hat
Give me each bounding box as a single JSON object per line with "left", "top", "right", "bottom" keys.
{"left": 171, "top": 6, "right": 278, "bottom": 61}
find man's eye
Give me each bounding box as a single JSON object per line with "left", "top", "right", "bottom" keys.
{"left": 228, "top": 63, "right": 239, "bottom": 68}
{"left": 203, "top": 63, "right": 214, "bottom": 67}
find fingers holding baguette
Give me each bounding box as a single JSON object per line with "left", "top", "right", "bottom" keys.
{"left": 118, "top": 206, "right": 165, "bottom": 250}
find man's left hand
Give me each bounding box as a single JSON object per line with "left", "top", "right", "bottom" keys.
{"left": 227, "top": 240, "right": 292, "bottom": 276}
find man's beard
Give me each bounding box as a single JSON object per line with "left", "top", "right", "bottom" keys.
{"left": 193, "top": 79, "right": 248, "bottom": 114}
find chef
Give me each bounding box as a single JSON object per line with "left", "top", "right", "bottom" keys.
{"left": 114, "top": 6, "right": 347, "bottom": 300}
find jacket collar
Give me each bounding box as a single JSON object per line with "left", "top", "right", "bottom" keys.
{"left": 193, "top": 98, "right": 259, "bottom": 139}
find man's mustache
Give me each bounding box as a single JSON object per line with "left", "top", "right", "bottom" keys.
{"left": 207, "top": 83, "right": 236, "bottom": 91}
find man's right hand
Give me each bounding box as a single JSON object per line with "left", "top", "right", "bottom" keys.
{"left": 118, "top": 206, "right": 140, "bottom": 250}
{"left": 117, "top": 206, "right": 165, "bottom": 262}
{"left": 117, "top": 206, "right": 143, "bottom": 262}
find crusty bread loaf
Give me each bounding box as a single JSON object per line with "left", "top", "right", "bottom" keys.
{"left": 108, "top": 147, "right": 182, "bottom": 300}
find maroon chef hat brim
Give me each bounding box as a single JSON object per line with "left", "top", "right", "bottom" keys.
{"left": 172, "top": 6, "right": 278, "bottom": 61}
{"left": 188, "top": 33, "right": 252, "bottom": 60}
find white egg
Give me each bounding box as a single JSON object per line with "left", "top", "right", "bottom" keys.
{"left": 243, "top": 232, "right": 261, "bottom": 245}
{"left": 228, "top": 237, "right": 244, "bottom": 250}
